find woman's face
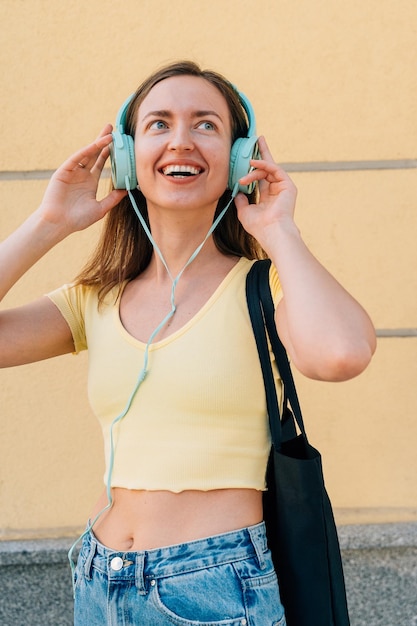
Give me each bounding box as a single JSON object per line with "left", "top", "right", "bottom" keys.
{"left": 134, "top": 75, "right": 232, "bottom": 215}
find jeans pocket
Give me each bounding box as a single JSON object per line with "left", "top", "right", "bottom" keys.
{"left": 239, "top": 569, "right": 286, "bottom": 626}
{"left": 150, "top": 562, "right": 248, "bottom": 625}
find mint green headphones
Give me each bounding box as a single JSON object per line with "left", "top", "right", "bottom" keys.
{"left": 110, "top": 88, "right": 259, "bottom": 195}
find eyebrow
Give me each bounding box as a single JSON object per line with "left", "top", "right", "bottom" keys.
{"left": 141, "top": 109, "right": 224, "bottom": 123}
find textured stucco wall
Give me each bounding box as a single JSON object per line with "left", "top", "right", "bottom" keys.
{"left": 0, "top": 0, "right": 416, "bottom": 538}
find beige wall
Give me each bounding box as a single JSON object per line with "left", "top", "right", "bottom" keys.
{"left": 0, "top": 0, "right": 416, "bottom": 539}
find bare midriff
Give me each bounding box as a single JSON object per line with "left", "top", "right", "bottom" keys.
{"left": 90, "top": 487, "right": 263, "bottom": 551}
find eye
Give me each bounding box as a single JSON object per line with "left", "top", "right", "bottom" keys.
{"left": 149, "top": 120, "right": 168, "bottom": 130}
{"left": 197, "top": 121, "right": 216, "bottom": 131}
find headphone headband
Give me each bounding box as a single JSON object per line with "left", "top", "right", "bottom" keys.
{"left": 115, "top": 94, "right": 134, "bottom": 133}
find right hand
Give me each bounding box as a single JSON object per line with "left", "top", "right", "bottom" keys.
{"left": 38, "top": 124, "right": 127, "bottom": 236}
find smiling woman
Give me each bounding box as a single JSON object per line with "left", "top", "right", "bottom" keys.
{"left": 133, "top": 75, "right": 232, "bottom": 219}
{"left": 0, "top": 60, "right": 376, "bottom": 625}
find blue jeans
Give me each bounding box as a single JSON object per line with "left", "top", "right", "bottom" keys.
{"left": 73, "top": 522, "right": 286, "bottom": 625}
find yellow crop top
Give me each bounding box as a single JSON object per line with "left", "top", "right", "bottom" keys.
{"left": 47, "top": 257, "right": 282, "bottom": 493}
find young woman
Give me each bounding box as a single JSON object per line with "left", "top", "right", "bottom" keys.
{"left": 0, "top": 61, "right": 376, "bottom": 625}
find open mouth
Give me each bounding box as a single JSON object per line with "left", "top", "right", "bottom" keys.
{"left": 161, "top": 164, "right": 202, "bottom": 178}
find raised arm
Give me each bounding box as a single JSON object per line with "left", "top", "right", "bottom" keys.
{"left": 0, "top": 126, "right": 126, "bottom": 367}
{"left": 235, "top": 136, "right": 376, "bottom": 382}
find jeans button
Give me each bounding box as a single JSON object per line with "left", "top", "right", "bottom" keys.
{"left": 110, "top": 556, "right": 124, "bottom": 571}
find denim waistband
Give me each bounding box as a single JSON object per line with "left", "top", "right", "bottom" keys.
{"left": 79, "top": 522, "right": 268, "bottom": 594}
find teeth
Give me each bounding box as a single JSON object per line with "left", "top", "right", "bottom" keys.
{"left": 162, "top": 164, "right": 201, "bottom": 176}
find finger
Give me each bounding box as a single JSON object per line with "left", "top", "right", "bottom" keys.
{"left": 65, "top": 129, "right": 114, "bottom": 172}
{"left": 238, "top": 161, "right": 295, "bottom": 204}
{"left": 253, "top": 137, "right": 292, "bottom": 181}
{"left": 238, "top": 161, "right": 272, "bottom": 188}
{"left": 249, "top": 158, "right": 291, "bottom": 183}
{"left": 97, "top": 123, "right": 113, "bottom": 138}
{"left": 257, "top": 135, "right": 275, "bottom": 162}
{"left": 233, "top": 191, "right": 250, "bottom": 212}
{"left": 99, "top": 189, "right": 127, "bottom": 215}
{"left": 91, "top": 144, "right": 111, "bottom": 176}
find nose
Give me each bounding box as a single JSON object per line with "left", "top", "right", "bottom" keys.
{"left": 167, "top": 123, "right": 194, "bottom": 151}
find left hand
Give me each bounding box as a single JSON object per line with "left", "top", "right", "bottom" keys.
{"left": 234, "top": 136, "right": 298, "bottom": 252}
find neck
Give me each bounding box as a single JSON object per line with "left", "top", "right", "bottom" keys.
{"left": 153, "top": 240, "right": 224, "bottom": 285}
{"left": 128, "top": 190, "right": 234, "bottom": 282}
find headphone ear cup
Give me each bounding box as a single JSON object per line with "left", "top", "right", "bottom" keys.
{"left": 228, "top": 135, "right": 259, "bottom": 194}
{"left": 110, "top": 130, "right": 137, "bottom": 190}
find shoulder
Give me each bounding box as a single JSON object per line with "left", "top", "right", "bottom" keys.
{"left": 46, "top": 282, "right": 122, "bottom": 352}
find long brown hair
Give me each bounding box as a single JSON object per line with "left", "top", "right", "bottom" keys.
{"left": 75, "top": 61, "right": 265, "bottom": 301}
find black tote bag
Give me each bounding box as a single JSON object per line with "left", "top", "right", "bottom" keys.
{"left": 246, "top": 259, "right": 350, "bottom": 626}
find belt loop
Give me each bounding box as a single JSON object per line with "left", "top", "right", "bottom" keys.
{"left": 247, "top": 525, "right": 266, "bottom": 570}
{"left": 84, "top": 536, "right": 96, "bottom": 581}
{"left": 135, "top": 552, "right": 147, "bottom": 595}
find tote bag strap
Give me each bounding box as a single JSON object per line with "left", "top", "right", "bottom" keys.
{"left": 246, "top": 259, "right": 308, "bottom": 449}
